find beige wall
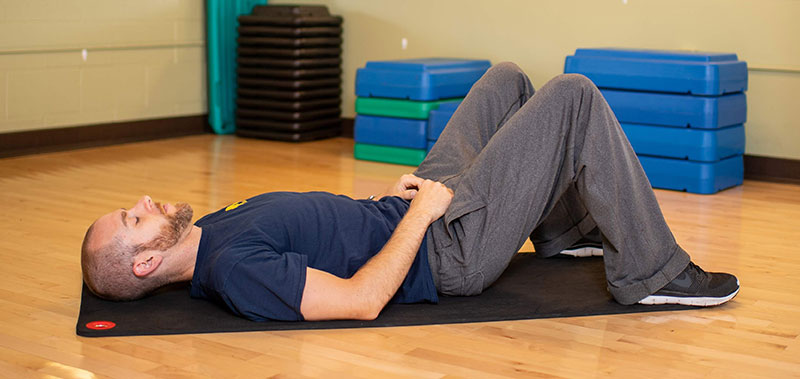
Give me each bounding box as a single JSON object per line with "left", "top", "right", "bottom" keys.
{"left": 2, "top": 0, "right": 798, "bottom": 160}
{"left": 0, "top": 0, "right": 206, "bottom": 134}
{"left": 273, "top": 0, "right": 800, "bottom": 160}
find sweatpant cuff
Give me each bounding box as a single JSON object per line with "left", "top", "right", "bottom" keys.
{"left": 608, "top": 245, "right": 691, "bottom": 305}
{"left": 532, "top": 214, "right": 597, "bottom": 257}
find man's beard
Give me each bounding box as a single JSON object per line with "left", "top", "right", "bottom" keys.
{"left": 135, "top": 203, "right": 194, "bottom": 253}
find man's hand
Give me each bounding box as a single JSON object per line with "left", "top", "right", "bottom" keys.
{"left": 379, "top": 174, "right": 425, "bottom": 200}
{"left": 407, "top": 179, "right": 454, "bottom": 223}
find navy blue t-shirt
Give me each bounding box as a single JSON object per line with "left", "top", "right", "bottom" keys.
{"left": 189, "top": 192, "right": 439, "bottom": 321}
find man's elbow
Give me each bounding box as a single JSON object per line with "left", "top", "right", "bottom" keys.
{"left": 349, "top": 283, "right": 385, "bottom": 321}
{"left": 304, "top": 268, "right": 386, "bottom": 321}
{"left": 355, "top": 305, "right": 381, "bottom": 321}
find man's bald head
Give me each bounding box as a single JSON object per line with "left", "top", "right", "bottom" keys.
{"left": 81, "top": 196, "right": 193, "bottom": 301}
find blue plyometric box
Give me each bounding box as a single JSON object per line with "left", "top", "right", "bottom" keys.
{"left": 564, "top": 48, "right": 748, "bottom": 95}
{"left": 427, "top": 101, "right": 460, "bottom": 140}
{"left": 621, "top": 123, "right": 745, "bottom": 162}
{"left": 638, "top": 155, "right": 743, "bottom": 194}
{"left": 354, "top": 115, "right": 428, "bottom": 149}
{"left": 356, "top": 58, "right": 491, "bottom": 100}
{"left": 602, "top": 89, "right": 746, "bottom": 129}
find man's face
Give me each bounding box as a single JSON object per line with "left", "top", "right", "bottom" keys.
{"left": 90, "top": 196, "right": 193, "bottom": 253}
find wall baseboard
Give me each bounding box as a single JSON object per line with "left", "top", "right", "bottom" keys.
{"left": 2, "top": 115, "right": 797, "bottom": 185}
{"left": 341, "top": 117, "right": 354, "bottom": 138}
{"left": 0, "top": 115, "right": 210, "bottom": 159}
{"left": 743, "top": 154, "right": 800, "bottom": 185}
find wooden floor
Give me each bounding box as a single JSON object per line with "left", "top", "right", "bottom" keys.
{"left": 1, "top": 134, "right": 799, "bottom": 378}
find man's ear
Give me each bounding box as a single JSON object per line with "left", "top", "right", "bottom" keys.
{"left": 132, "top": 254, "right": 163, "bottom": 278}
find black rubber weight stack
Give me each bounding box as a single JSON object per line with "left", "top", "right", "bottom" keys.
{"left": 236, "top": 5, "right": 343, "bottom": 141}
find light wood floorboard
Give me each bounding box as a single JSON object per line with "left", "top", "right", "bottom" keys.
{"left": 0, "top": 134, "right": 798, "bottom": 378}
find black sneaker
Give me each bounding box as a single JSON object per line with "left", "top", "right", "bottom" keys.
{"left": 638, "top": 262, "right": 740, "bottom": 307}
{"left": 559, "top": 238, "right": 603, "bottom": 257}
{"left": 559, "top": 228, "right": 603, "bottom": 257}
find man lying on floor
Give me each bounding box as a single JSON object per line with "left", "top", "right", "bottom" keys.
{"left": 81, "top": 63, "right": 739, "bottom": 322}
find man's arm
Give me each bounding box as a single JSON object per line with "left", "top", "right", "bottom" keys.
{"left": 300, "top": 179, "right": 453, "bottom": 321}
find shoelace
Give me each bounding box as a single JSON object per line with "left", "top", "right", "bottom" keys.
{"left": 686, "top": 262, "right": 710, "bottom": 283}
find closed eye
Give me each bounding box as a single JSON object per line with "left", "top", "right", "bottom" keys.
{"left": 135, "top": 217, "right": 140, "bottom": 225}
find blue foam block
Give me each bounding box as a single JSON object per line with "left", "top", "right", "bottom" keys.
{"left": 622, "top": 123, "right": 745, "bottom": 162}
{"left": 354, "top": 115, "right": 428, "bottom": 149}
{"left": 356, "top": 58, "right": 491, "bottom": 100}
{"left": 427, "top": 101, "right": 461, "bottom": 140}
{"left": 602, "top": 89, "right": 746, "bottom": 128}
{"left": 564, "top": 48, "right": 748, "bottom": 95}
{"left": 638, "top": 155, "right": 743, "bottom": 194}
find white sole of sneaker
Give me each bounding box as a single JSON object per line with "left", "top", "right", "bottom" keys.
{"left": 559, "top": 246, "right": 603, "bottom": 257}
{"left": 637, "top": 284, "right": 740, "bottom": 307}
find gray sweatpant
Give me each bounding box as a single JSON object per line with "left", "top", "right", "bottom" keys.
{"left": 415, "top": 62, "right": 690, "bottom": 305}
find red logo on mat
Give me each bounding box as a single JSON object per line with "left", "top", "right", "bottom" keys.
{"left": 86, "top": 321, "right": 116, "bottom": 330}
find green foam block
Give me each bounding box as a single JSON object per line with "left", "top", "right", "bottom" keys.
{"left": 354, "top": 143, "right": 427, "bottom": 166}
{"left": 355, "top": 97, "right": 462, "bottom": 119}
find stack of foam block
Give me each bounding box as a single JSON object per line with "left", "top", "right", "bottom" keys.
{"left": 353, "top": 58, "right": 491, "bottom": 166}
{"left": 235, "top": 5, "right": 343, "bottom": 141}
{"left": 426, "top": 101, "right": 461, "bottom": 151}
{"left": 565, "top": 48, "right": 748, "bottom": 194}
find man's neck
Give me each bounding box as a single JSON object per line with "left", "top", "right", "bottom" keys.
{"left": 173, "top": 225, "right": 202, "bottom": 282}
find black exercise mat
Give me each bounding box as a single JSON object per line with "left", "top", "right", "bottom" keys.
{"left": 239, "top": 14, "right": 343, "bottom": 27}
{"left": 252, "top": 4, "right": 333, "bottom": 18}
{"left": 238, "top": 47, "right": 342, "bottom": 58}
{"left": 238, "top": 77, "right": 341, "bottom": 90}
{"left": 236, "top": 125, "right": 342, "bottom": 142}
{"left": 243, "top": 4, "right": 342, "bottom": 27}
{"left": 238, "top": 37, "right": 342, "bottom": 48}
{"left": 238, "top": 16, "right": 342, "bottom": 27}
{"left": 237, "top": 97, "right": 341, "bottom": 111}
{"left": 237, "top": 57, "right": 341, "bottom": 69}
{"left": 237, "top": 87, "right": 341, "bottom": 101}
{"left": 77, "top": 255, "right": 692, "bottom": 337}
{"left": 236, "top": 117, "right": 342, "bottom": 132}
{"left": 237, "top": 107, "right": 340, "bottom": 122}
{"left": 238, "top": 26, "right": 342, "bottom": 38}
{"left": 237, "top": 67, "right": 342, "bottom": 79}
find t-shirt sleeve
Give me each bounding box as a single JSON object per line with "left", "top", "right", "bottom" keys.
{"left": 219, "top": 250, "right": 308, "bottom": 321}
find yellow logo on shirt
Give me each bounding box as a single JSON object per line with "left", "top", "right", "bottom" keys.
{"left": 225, "top": 200, "right": 247, "bottom": 211}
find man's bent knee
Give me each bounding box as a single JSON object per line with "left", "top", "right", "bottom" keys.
{"left": 547, "top": 73, "right": 598, "bottom": 94}
{"left": 489, "top": 61, "right": 524, "bottom": 75}
{"left": 483, "top": 62, "right": 528, "bottom": 85}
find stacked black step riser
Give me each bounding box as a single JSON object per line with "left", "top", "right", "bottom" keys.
{"left": 236, "top": 5, "right": 343, "bottom": 142}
